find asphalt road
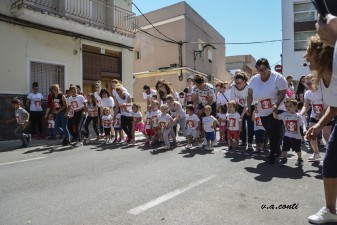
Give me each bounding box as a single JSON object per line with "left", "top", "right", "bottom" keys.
{"left": 0, "top": 137, "right": 333, "bottom": 225}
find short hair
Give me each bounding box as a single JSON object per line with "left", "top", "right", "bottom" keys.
{"left": 185, "top": 104, "right": 194, "bottom": 111}
{"left": 165, "top": 94, "right": 174, "bottom": 101}
{"left": 227, "top": 100, "right": 237, "bottom": 108}
{"left": 255, "top": 58, "right": 271, "bottom": 70}
{"left": 132, "top": 102, "right": 141, "bottom": 111}
{"left": 285, "top": 98, "right": 298, "bottom": 106}
{"left": 286, "top": 75, "right": 293, "bottom": 80}
{"left": 187, "top": 76, "right": 194, "bottom": 82}
{"left": 234, "top": 70, "right": 249, "bottom": 83}
{"left": 111, "top": 79, "right": 120, "bottom": 84}
{"left": 11, "top": 97, "right": 21, "bottom": 104}
{"left": 215, "top": 81, "right": 225, "bottom": 88}
{"left": 151, "top": 100, "right": 159, "bottom": 106}
{"left": 179, "top": 92, "right": 185, "bottom": 96}
{"left": 219, "top": 105, "right": 227, "bottom": 113}
{"left": 100, "top": 88, "right": 110, "bottom": 98}
{"left": 32, "top": 82, "right": 39, "bottom": 88}
{"left": 204, "top": 105, "right": 212, "bottom": 110}
{"left": 115, "top": 85, "right": 124, "bottom": 92}
{"left": 194, "top": 75, "right": 205, "bottom": 84}
{"left": 76, "top": 85, "right": 81, "bottom": 90}
{"left": 103, "top": 107, "right": 111, "bottom": 114}
{"left": 143, "top": 85, "right": 150, "bottom": 90}
{"left": 160, "top": 104, "right": 169, "bottom": 110}
{"left": 69, "top": 85, "right": 77, "bottom": 91}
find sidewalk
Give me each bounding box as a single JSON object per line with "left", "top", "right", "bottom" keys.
{"left": 0, "top": 132, "right": 146, "bottom": 152}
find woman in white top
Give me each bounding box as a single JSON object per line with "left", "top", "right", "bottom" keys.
{"left": 230, "top": 70, "right": 254, "bottom": 148}
{"left": 115, "top": 85, "right": 133, "bottom": 143}
{"left": 305, "top": 34, "right": 337, "bottom": 224}
{"left": 26, "top": 82, "right": 44, "bottom": 139}
{"left": 247, "top": 58, "right": 288, "bottom": 164}
{"left": 165, "top": 94, "right": 186, "bottom": 137}
{"left": 94, "top": 80, "right": 104, "bottom": 136}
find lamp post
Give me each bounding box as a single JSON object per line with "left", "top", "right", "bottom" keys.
{"left": 193, "top": 44, "right": 216, "bottom": 70}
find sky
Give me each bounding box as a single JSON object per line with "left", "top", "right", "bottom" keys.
{"left": 132, "top": 0, "right": 283, "bottom": 68}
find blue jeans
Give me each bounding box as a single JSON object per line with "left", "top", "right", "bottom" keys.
{"left": 323, "top": 123, "right": 337, "bottom": 178}
{"left": 55, "top": 110, "right": 69, "bottom": 140}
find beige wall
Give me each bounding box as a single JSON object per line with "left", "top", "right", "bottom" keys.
{"left": 0, "top": 21, "right": 81, "bottom": 94}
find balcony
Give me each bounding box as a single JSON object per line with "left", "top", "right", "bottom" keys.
{"left": 10, "top": 0, "right": 137, "bottom": 37}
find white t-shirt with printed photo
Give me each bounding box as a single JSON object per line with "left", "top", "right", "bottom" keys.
{"left": 143, "top": 89, "right": 157, "bottom": 100}
{"left": 186, "top": 114, "right": 200, "bottom": 129}
{"left": 27, "top": 92, "right": 43, "bottom": 111}
{"left": 102, "top": 115, "right": 113, "bottom": 128}
{"left": 226, "top": 112, "right": 241, "bottom": 131}
{"left": 131, "top": 111, "right": 143, "bottom": 123}
{"left": 230, "top": 84, "right": 249, "bottom": 107}
{"left": 150, "top": 110, "right": 161, "bottom": 127}
{"left": 253, "top": 112, "right": 265, "bottom": 131}
{"left": 114, "top": 113, "right": 121, "bottom": 129}
{"left": 192, "top": 83, "right": 216, "bottom": 106}
{"left": 67, "top": 95, "right": 85, "bottom": 111}
{"left": 216, "top": 91, "right": 230, "bottom": 106}
{"left": 48, "top": 120, "right": 55, "bottom": 129}
{"left": 217, "top": 113, "right": 227, "bottom": 126}
{"left": 144, "top": 113, "right": 152, "bottom": 129}
{"left": 202, "top": 115, "right": 217, "bottom": 132}
{"left": 158, "top": 114, "right": 172, "bottom": 129}
{"left": 248, "top": 72, "right": 288, "bottom": 116}
{"left": 278, "top": 112, "right": 304, "bottom": 139}
{"left": 304, "top": 89, "right": 325, "bottom": 118}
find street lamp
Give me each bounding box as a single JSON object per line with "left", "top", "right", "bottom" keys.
{"left": 194, "top": 44, "right": 216, "bottom": 70}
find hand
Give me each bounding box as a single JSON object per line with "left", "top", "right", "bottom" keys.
{"left": 272, "top": 104, "right": 278, "bottom": 113}
{"left": 306, "top": 123, "right": 323, "bottom": 140}
{"left": 316, "top": 14, "right": 337, "bottom": 47}
{"left": 246, "top": 107, "right": 251, "bottom": 116}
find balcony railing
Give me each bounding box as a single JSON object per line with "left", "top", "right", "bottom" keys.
{"left": 10, "top": 0, "right": 137, "bottom": 36}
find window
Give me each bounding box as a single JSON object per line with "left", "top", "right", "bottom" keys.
{"left": 294, "top": 2, "right": 316, "bottom": 22}
{"left": 30, "top": 61, "right": 65, "bottom": 98}
{"left": 134, "top": 50, "right": 140, "bottom": 60}
{"left": 294, "top": 30, "right": 316, "bottom": 51}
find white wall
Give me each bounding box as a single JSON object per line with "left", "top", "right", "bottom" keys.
{"left": 0, "top": 22, "right": 81, "bottom": 94}
{"left": 282, "top": 0, "right": 311, "bottom": 80}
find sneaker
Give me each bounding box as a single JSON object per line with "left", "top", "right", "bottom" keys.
{"left": 125, "top": 137, "right": 130, "bottom": 143}
{"left": 308, "top": 207, "right": 337, "bottom": 224}
{"left": 205, "top": 145, "right": 214, "bottom": 151}
{"left": 279, "top": 157, "right": 287, "bottom": 165}
{"left": 62, "top": 139, "right": 70, "bottom": 146}
{"left": 116, "top": 137, "right": 121, "bottom": 142}
{"left": 163, "top": 146, "right": 170, "bottom": 150}
{"left": 26, "top": 134, "right": 32, "bottom": 144}
{"left": 198, "top": 143, "right": 205, "bottom": 148}
{"left": 75, "top": 142, "right": 83, "bottom": 147}
{"left": 308, "top": 153, "right": 321, "bottom": 161}
{"left": 212, "top": 140, "right": 219, "bottom": 147}
{"left": 295, "top": 158, "right": 304, "bottom": 166}
{"left": 228, "top": 146, "right": 233, "bottom": 151}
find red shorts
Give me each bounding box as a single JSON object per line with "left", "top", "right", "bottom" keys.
{"left": 132, "top": 122, "right": 145, "bottom": 132}
{"left": 227, "top": 130, "right": 240, "bottom": 140}
{"left": 145, "top": 129, "right": 154, "bottom": 137}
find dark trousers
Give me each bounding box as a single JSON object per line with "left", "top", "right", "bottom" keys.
{"left": 82, "top": 116, "right": 99, "bottom": 138}
{"left": 30, "top": 111, "right": 43, "bottom": 135}
{"left": 68, "top": 110, "right": 84, "bottom": 141}
{"left": 98, "top": 107, "right": 103, "bottom": 134}
{"left": 261, "top": 112, "right": 284, "bottom": 160}
{"left": 121, "top": 115, "right": 133, "bottom": 139}
{"left": 237, "top": 105, "right": 254, "bottom": 144}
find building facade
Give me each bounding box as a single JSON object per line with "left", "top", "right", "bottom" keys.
{"left": 133, "top": 1, "right": 230, "bottom": 109}
{"left": 282, "top": 0, "right": 315, "bottom": 80}
{"left": 0, "top": 0, "right": 137, "bottom": 140}
{"left": 226, "top": 55, "right": 257, "bottom": 77}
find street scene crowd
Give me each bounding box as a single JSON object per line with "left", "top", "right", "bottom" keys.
{"left": 4, "top": 14, "right": 337, "bottom": 224}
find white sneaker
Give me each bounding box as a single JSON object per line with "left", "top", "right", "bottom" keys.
{"left": 212, "top": 140, "right": 219, "bottom": 147}
{"left": 308, "top": 206, "right": 337, "bottom": 224}
{"left": 205, "top": 145, "right": 214, "bottom": 151}
{"left": 308, "top": 153, "right": 321, "bottom": 161}
{"left": 75, "top": 142, "right": 83, "bottom": 147}
{"left": 183, "top": 144, "right": 192, "bottom": 150}
{"left": 198, "top": 143, "right": 205, "bottom": 148}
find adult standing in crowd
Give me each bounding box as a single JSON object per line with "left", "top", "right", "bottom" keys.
{"left": 247, "top": 58, "right": 288, "bottom": 164}
{"left": 143, "top": 85, "right": 157, "bottom": 106}
{"left": 111, "top": 79, "right": 127, "bottom": 101}
{"left": 26, "top": 82, "right": 44, "bottom": 139}
{"left": 155, "top": 79, "right": 176, "bottom": 105}
{"left": 306, "top": 15, "right": 337, "bottom": 223}
{"left": 115, "top": 85, "right": 133, "bottom": 143}
{"left": 230, "top": 70, "right": 254, "bottom": 149}
{"left": 295, "top": 75, "right": 309, "bottom": 103}
{"left": 51, "top": 84, "right": 69, "bottom": 145}
{"left": 94, "top": 81, "right": 104, "bottom": 137}
{"left": 215, "top": 81, "right": 230, "bottom": 111}
{"left": 192, "top": 75, "right": 217, "bottom": 117}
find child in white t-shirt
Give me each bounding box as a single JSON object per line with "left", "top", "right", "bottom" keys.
{"left": 252, "top": 103, "right": 265, "bottom": 153}
{"left": 226, "top": 100, "right": 242, "bottom": 151}
{"left": 101, "top": 107, "right": 114, "bottom": 144}
{"left": 155, "top": 104, "right": 175, "bottom": 151}
{"left": 217, "top": 105, "right": 227, "bottom": 143}
{"left": 114, "top": 112, "right": 123, "bottom": 143}
{"left": 201, "top": 105, "right": 218, "bottom": 150}
{"left": 183, "top": 104, "right": 200, "bottom": 150}
{"left": 48, "top": 113, "right": 55, "bottom": 139}
{"left": 131, "top": 103, "right": 145, "bottom": 145}
{"left": 144, "top": 106, "right": 154, "bottom": 146}
{"left": 273, "top": 99, "right": 306, "bottom": 166}
{"left": 150, "top": 100, "right": 162, "bottom": 146}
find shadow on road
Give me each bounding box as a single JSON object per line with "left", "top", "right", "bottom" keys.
{"left": 178, "top": 148, "right": 214, "bottom": 158}
{"left": 245, "top": 162, "right": 316, "bottom": 182}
